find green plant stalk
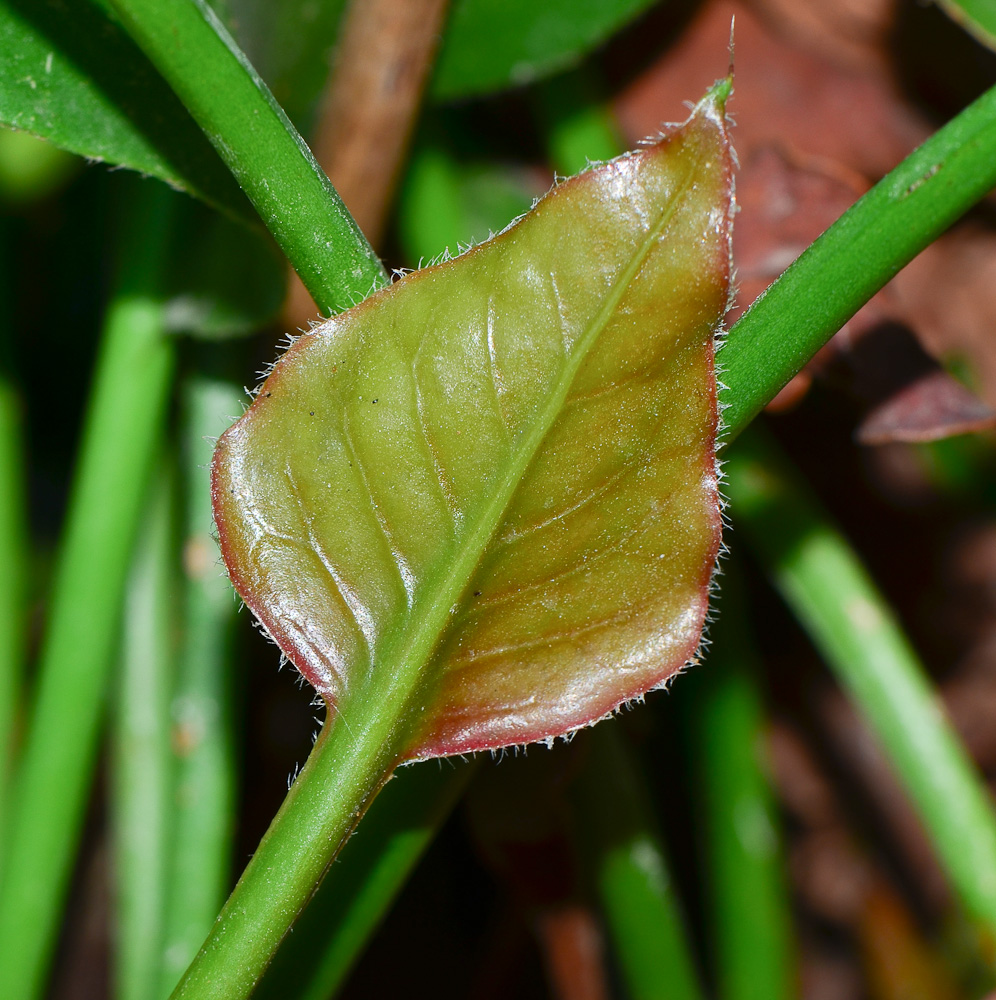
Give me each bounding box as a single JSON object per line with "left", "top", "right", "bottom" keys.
{"left": 255, "top": 761, "right": 474, "bottom": 1000}
{"left": 720, "top": 80, "right": 996, "bottom": 441}
{"left": 726, "top": 427, "right": 996, "bottom": 935}
{"left": 103, "top": 0, "right": 388, "bottom": 313}
{"left": 0, "top": 219, "right": 25, "bottom": 859}
{"left": 113, "top": 469, "right": 176, "bottom": 1000}
{"left": 574, "top": 724, "right": 705, "bottom": 1000}
{"left": 158, "top": 377, "right": 241, "bottom": 998}
{"left": 0, "top": 182, "right": 177, "bottom": 1000}
{"left": 169, "top": 679, "right": 422, "bottom": 1000}
{"left": 0, "top": 377, "right": 25, "bottom": 845}
{"left": 687, "top": 566, "right": 793, "bottom": 1000}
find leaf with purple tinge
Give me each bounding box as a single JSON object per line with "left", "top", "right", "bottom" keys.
{"left": 213, "top": 83, "right": 733, "bottom": 762}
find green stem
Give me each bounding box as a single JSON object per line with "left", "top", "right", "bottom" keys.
{"left": 0, "top": 377, "right": 25, "bottom": 850}
{"left": 726, "top": 427, "right": 996, "bottom": 936}
{"left": 0, "top": 221, "right": 26, "bottom": 859}
{"left": 686, "top": 565, "right": 793, "bottom": 1000}
{"left": 158, "top": 377, "right": 242, "bottom": 998}
{"left": 103, "top": 0, "right": 388, "bottom": 313}
{"left": 255, "top": 761, "right": 473, "bottom": 1000}
{"left": 0, "top": 181, "right": 177, "bottom": 1000}
{"left": 574, "top": 724, "right": 705, "bottom": 1000}
{"left": 720, "top": 80, "right": 996, "bottom": 441}
{"left": 168, "top": 691, "right": 409, "bottom": 1000}
{"left": 113, "top": 469, "right": 176, "bottom": 1000}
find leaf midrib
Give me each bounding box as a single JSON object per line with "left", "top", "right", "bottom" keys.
{"left": 353, "top": 153, "right": 701, "bottom": 751}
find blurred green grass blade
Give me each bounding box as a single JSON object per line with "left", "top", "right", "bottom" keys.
{"left": 105, "top": 0, "right": 388, "bottom": 315}
{"left": 158, "top": 376, "right": 241, "bottom": 999}
{"left": 574, "top": 724, "right": 705, "bottom": 1000}
{"left": 721, "top": 80, "right": 996, "bottom": 442}
{"left": 0, "top": 223, "right": 26, "bottom": 854}
{"left": 113, "top": 470, "right": 176, "bottom": 1000}
{"left": 726, "top": 427, "right": 996, "bottom": 937}
{"left": 685, "top": 568, "right": 794, "bottom": 1000}
{"left": 396, "top": 138, "right": 473, "bottom": 263}
{"left": 0, "top": 0, "right": 252, "bottom": 219}
{"left": 0, "top": 378, "right": 24, "bottom": 816}
{"left": 255, "top": 761, "right": 473, "bottom": 1000}
{"left": 936, "top": 0, "right": 996, "bottom": 51}
{"left": 163, "top": 204, "right": 286, "bottom": 340}
{"left": 537, "top": 68, "right": 624, "bottom": 172}
{"left": 0, "top": 180, "right": 177, "bottom": 1000}
{"left": 397, "top": 131, "right": 537, "bottom": 265}
{"left": 431, "top": 0, "right": 659, "bottom": 100}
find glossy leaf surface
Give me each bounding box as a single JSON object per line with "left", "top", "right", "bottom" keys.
{"left": 214, "top": 90, "right": 732, "bottom": 760}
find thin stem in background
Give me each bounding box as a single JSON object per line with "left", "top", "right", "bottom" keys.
{"left": 0, "top": 211, "right": 26, "bottom": 857}
{"left": 113, "top": 468, "right": 176, "bottom": 1000}
{"left": 726, "top": 427, "right": 996, "bottom": 938}
{"left": 158, "top": 377, "right": 242, "bottom": 998}
{"left": 313, "top": 0, "right": 449, "bottom": 244}
{"left": 720, "top": 80, "right": 996, "bottom": 442}
{"left": 573, "top": 724, "right": 706, "bottom": 1000}
{"left": 104, "top": 0, "right": 388, "bottom": 315}
{"left": 0, "top": 374, "right": 25, "bottom": 855}
{"left": 0, "top": 180, "right": 177, "bottom": 1000}
{"left": 684, "top": 564, "right": 794, "bottom": 1000}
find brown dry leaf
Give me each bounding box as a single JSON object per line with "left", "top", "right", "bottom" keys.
{"left": 616, "top": 0, "right": 996, "bottom": 438}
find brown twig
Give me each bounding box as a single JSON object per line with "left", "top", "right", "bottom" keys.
{"left": 284, "top": 0, "right": 450, "bottom": 328}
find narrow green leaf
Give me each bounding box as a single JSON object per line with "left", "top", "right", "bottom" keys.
{"left": 112, "top": 472, "right": 176, "bottom": 1000}
{"left": 0, "top": 276, "right": 25, "bottom": 862}
{"left": 0, "top": 180, "right": 177, "bottom": 1000}
{"left": 726, "top": 427, "right": 996, "bottom": 938}
{"left": 254, "top": 761, "right": 473, "bottom": 1000}
{"left": 158, "top": 378, "right": 241, "bottom": 999}
{"left": 574, "top": 725, "right": 705, "bottom": 1000}
{"left": 214, "top": 86, "right": 732, "bottom": 761}
{"left": 685, "top": 565, "right": 794, "bottom": 1000}
{"left": 431, "top": 0, "right": 660, "bottom": 99}
{"left": 0, "top": 0, "right": 250, "bottom": 218}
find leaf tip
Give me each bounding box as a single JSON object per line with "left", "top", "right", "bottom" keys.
{"left": 703, "top": 74, "right": 734, "bottom": 118}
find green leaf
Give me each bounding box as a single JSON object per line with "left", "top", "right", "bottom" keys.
{"left": 0, "top": 0, "right": 251, "bottom": 219}
{"left": 936, "top": 0, "right": 996, "bottom": 51}
{"left": 431, "top": 0, "right": 661, "bottom": 99}
{"left": 213, "top": 86, "right": 732, "bottom": 761}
